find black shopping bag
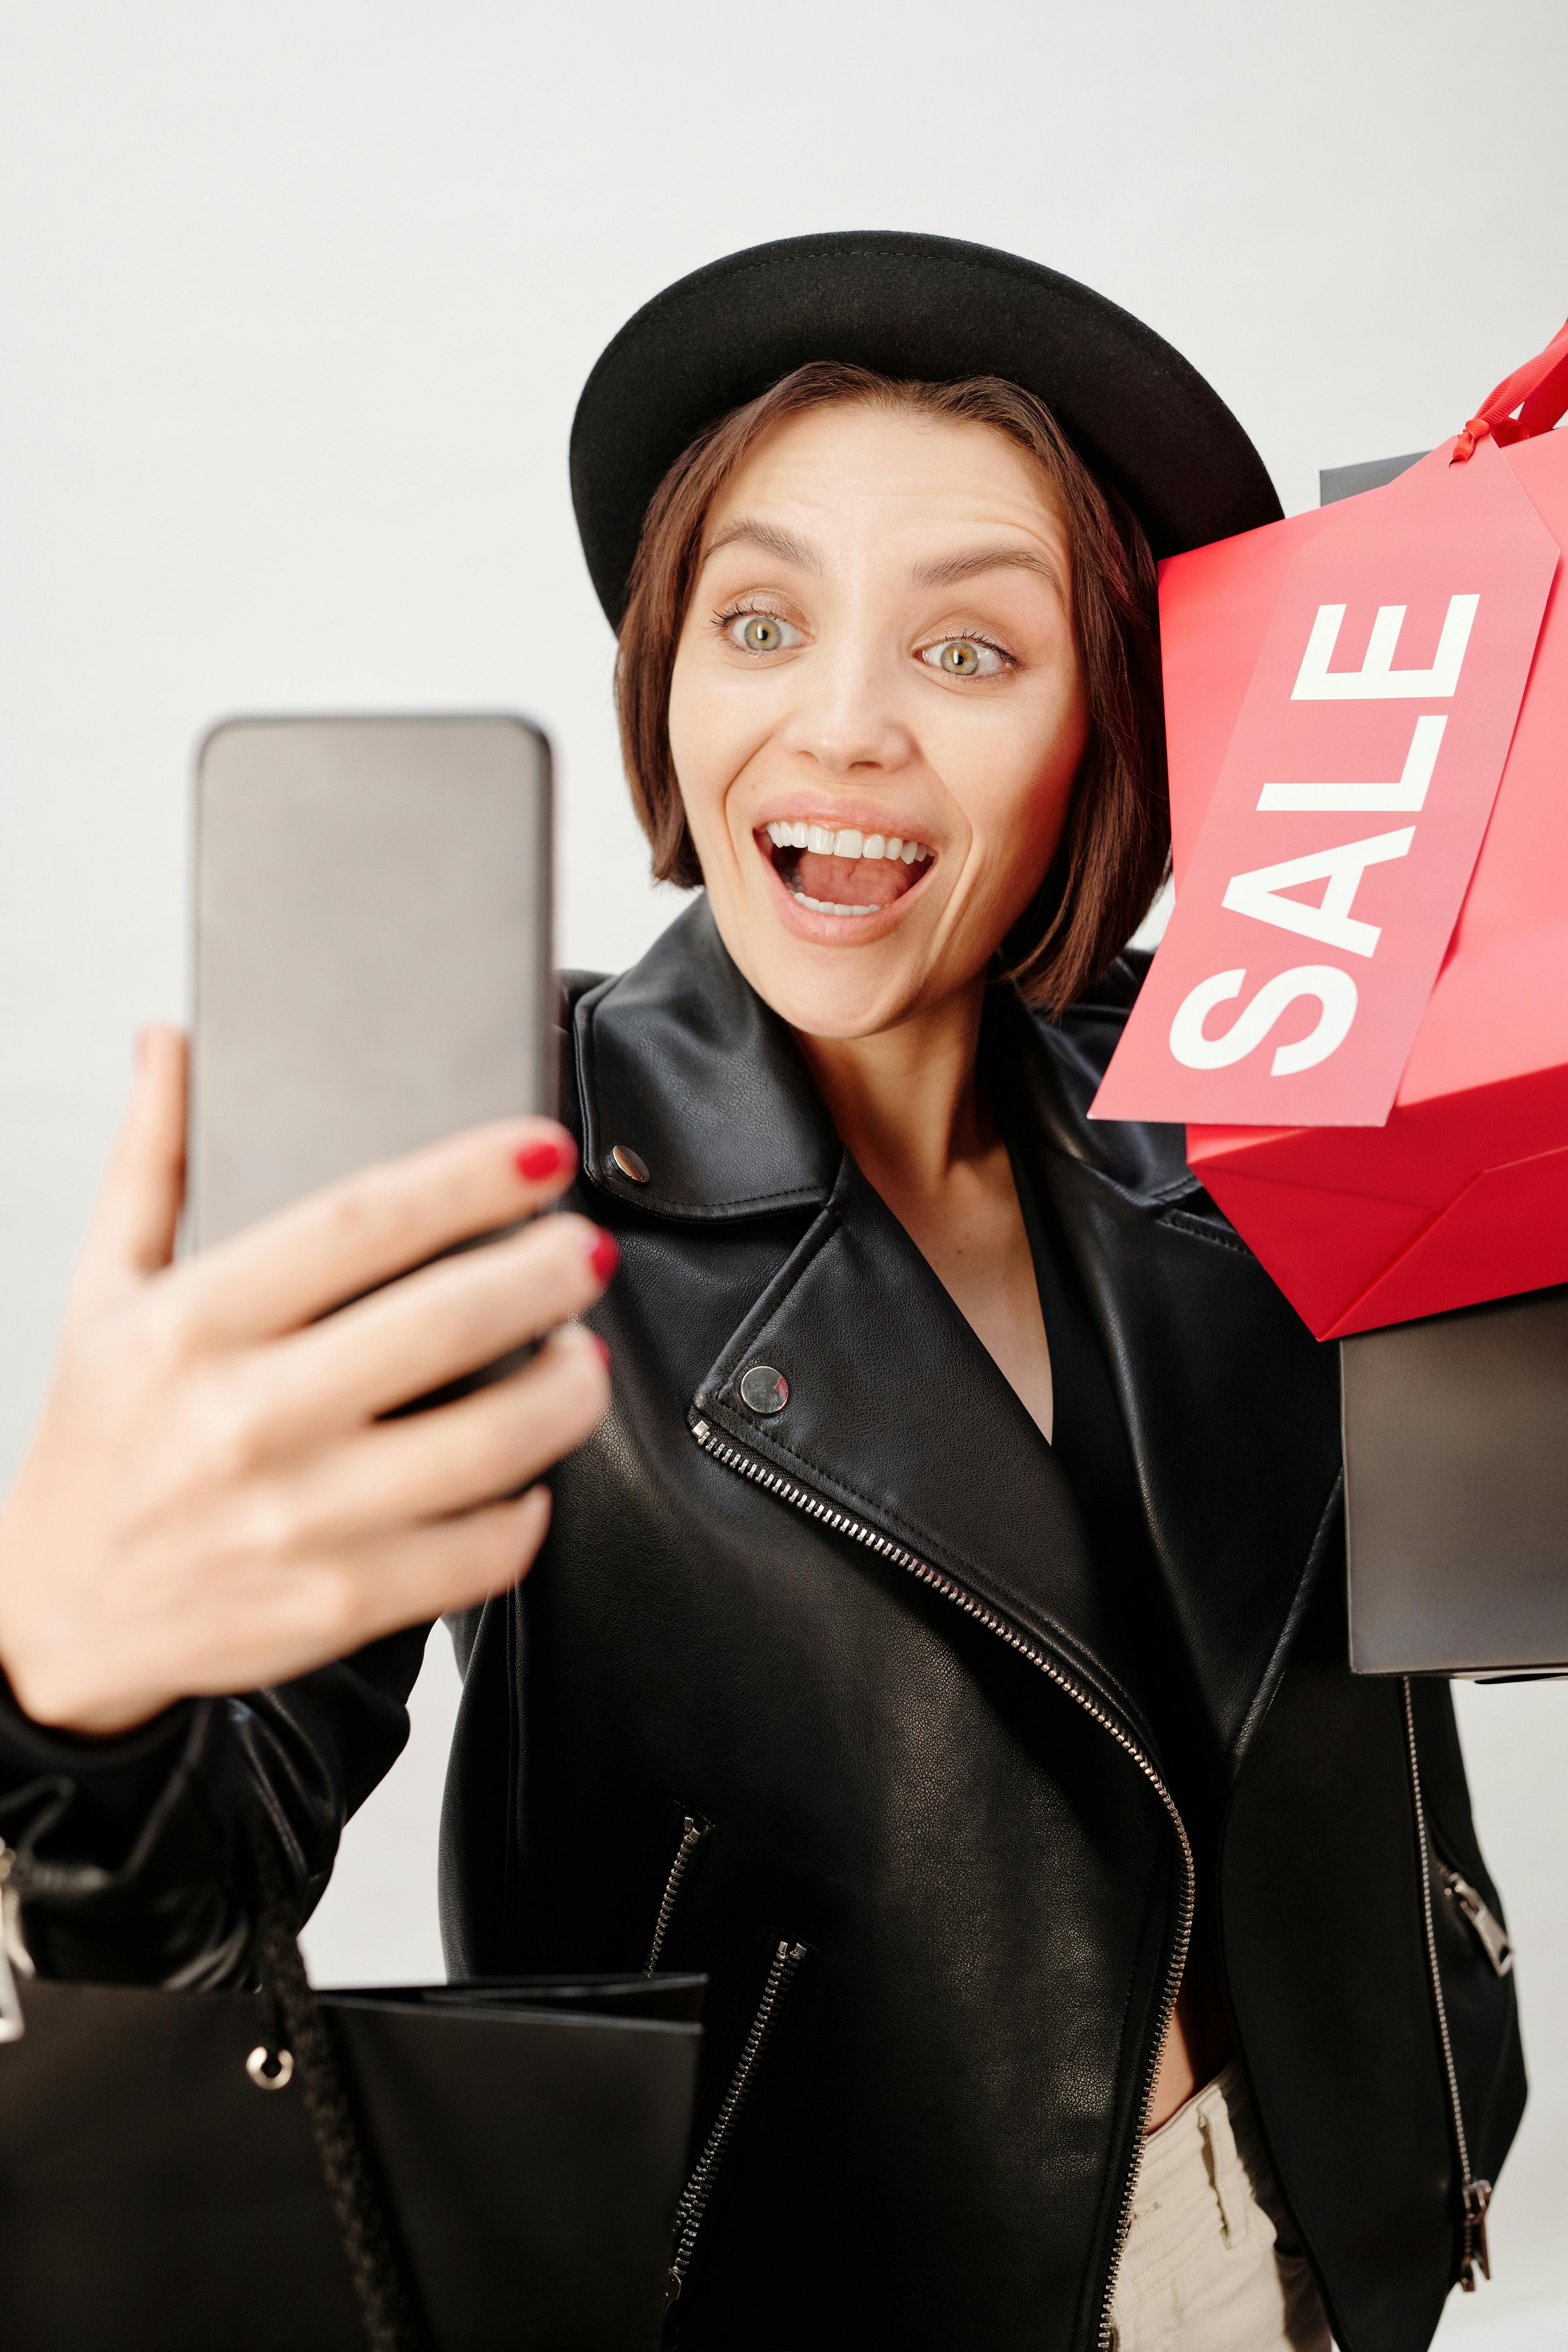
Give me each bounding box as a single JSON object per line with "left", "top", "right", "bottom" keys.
{"left": 1343, "top": 1279, "right": 1568, "bottom": 1675}
{"left": 0, "top": 1798, "right": 702, "bottom": 2352}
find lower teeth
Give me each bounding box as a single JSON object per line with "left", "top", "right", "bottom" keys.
{"left": 792, "top": 890, "right": 876, "bottom": 917}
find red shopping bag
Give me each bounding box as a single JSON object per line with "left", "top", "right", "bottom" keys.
{"left": 1093, "top": 318, "right": 1568, "bottom": 1340}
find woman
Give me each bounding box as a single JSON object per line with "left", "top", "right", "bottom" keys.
{"left": 0, "top": 234, "right": 1523, "bottom": 2351}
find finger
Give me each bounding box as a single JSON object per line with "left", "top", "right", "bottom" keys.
{"left": 71, "top": 1027, "right": 189, "bottom": 1316}
{"left": 240, "top": 1327, "right": 608, "bottom": 1547}
{"left": 172, "top": 1117, "right": 580, "bottom": 1348}
{"left": 241, "top": 1212, "right": 616, "bottom": 1443}
{"left": 170, "top": 1489, "right": 556, "bottom": 1708}
{"left": 350, "top": 1485, "right": 556, "bottom": 1634}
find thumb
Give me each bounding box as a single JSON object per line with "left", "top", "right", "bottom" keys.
{"left": 70, "top": 1026, "right": 189, "bottom": 1315}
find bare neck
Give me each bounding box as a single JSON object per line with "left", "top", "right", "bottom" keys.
{"left": 793, "top": 982, "right": 992, "bottom": 1201}
{"left": 794, "top": 980, "right": 1053, "bottom": 1441}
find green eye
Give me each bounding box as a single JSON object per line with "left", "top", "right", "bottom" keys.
{"left": 723, "top": 609, "right": 804, "bottom": 654}
{"left": 920, "top": 635, "right": 1005, "bottom": 678}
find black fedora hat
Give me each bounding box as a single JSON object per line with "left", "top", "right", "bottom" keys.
{"left": 570, "top": 229, "right": 1281, "bottom": 628}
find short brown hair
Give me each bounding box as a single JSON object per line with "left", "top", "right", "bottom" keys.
{"left": 614, "top": 362, "right": 1168, "bottom": 1015}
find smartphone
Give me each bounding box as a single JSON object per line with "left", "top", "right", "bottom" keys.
{"left": 189, "top": 715, "right": 554, "bottom": 1254}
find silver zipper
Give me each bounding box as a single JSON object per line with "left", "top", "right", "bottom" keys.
{"left": 1401, "top": 1677, "right": 1492, "bottom": 2290}
{"left": 646, "top": 1816, "right": 706, "bottom": 1975}
{"left": 689, "top": 1414, "right": 1192, "bottom": 2347}
{"left": 666, "top": 1934, "right": 808, "bottom": 2304}
{"left": 0, "top": 1838, "right": 33, "bottom": 2043}
{"left": 1442, "top": 1868, "right": 1514, "bottom": 1980}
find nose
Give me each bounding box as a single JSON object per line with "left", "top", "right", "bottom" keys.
{"left": 777, "top": 639, "right": 913, "bottom": 777}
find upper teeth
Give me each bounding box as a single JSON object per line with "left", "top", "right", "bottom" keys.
{"left": 765, "top": 821, "right": 931, "bottom": 864}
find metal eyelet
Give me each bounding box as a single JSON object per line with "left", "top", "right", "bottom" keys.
{"left": 246, "top": 2043, "right": 294, "bottom": 2091}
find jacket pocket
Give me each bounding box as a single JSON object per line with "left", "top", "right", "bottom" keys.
{"left": 645, "top": 1812, "right": 713, "bottom": 1975}
{"left": 666, "top": 1935, "right": 809, "bottom": 2307}
{"left": 1433, "top": 1840, "right": 1514, "bottom": 1979}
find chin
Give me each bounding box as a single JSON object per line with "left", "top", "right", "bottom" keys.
{"left": 733, "top": 932, "right": 922, "bottom": 1043}
{"left": 775, "top": 994, "right": 901, "bottom": 1044}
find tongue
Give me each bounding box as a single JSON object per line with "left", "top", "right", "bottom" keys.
{"left": 788, "top": 850, "right": 918, "bottom": 909}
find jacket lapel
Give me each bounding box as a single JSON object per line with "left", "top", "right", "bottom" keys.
{"left": 579, "top": 904, "right": 1342, "bottom": 1773}
{"left": 998, "top": 984, "right": 1345, "bottom": 1771}
{"left": 693, "top": 1152, "right": 1161, "bottom": 1752}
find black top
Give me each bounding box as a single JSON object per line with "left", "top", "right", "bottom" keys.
{"left": 1004, "top": 1121, "right": 1228, "bottom": 1902}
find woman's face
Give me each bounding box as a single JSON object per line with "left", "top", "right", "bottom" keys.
{"left": 666, "top": 401, "right": 1089, "bottom": 1040}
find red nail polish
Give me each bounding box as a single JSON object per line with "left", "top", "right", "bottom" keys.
{"left": 589, "top": 1332, "right": 611, "bottom": 1371}
{"left": 585, "top": 1228, "right": 620, "bottom": 1283}
{"left": 516, "top": 1136, "right": 572, "bottom": 1183}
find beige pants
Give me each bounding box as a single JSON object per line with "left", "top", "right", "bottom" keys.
{"left": 1109, "top": 2063, "right": 1332, "bottom": 2352}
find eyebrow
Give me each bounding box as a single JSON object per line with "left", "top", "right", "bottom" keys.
{"left": 701, "top": 519, "right": 822, "bottom": 573}
{"left": 700, "top": 523, "right": 1065, "bottom": 599}
{"left": 908, "top": 544, "right": 1066, "bottom": 595}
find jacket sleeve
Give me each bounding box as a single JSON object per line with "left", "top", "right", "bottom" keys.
{"left": 0, "top": 1625, "right": 429, "bottom": 1987}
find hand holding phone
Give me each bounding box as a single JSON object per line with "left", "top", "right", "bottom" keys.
{"left": 0, "top": 1033, "right": 611, "bottom": 1736}
{"left": 0, "top": 715, "right": 611, "bottom": 1735}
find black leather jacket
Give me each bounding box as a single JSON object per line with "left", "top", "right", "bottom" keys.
{"left": 0, "top": 900, "right": 1524, "bottom": 2352}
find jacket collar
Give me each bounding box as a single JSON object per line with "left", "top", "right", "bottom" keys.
{"left": 575, "top": 899, "right": 839, "bottom": 1220}
{"left": 577, "top": 897, "right": 1199, "bottom": 1223}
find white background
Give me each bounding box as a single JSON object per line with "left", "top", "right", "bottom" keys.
{"left": 4, "top": 3, "right": 1566, "bottom": 2337}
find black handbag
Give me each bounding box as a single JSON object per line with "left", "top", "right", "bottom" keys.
{"left": 0, "top": 1790, "right": 702, "bottom": 2352}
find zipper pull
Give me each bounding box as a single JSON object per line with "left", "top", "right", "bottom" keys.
{"left": 1444, "top": 1869, "right": 1515, "bottom": 1978}
{"left": 1460, "top": 2177, "right": 1493, "bottom": 2288}
{"left": 0, "top": 1839, "right": 31, "bottom": 2043}
{"left": 645, "top": 1815, "right": 709, "bottom": 1976}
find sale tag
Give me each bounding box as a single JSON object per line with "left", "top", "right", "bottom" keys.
{"left": 1093, "top": 441, "right": 1559, "bottom": 1126}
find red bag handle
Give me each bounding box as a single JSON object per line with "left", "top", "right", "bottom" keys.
{"left": 1451, "top": 314, "right": 1568, "bottom": 462}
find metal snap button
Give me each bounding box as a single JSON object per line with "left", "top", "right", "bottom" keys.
{"left": 610, "top": 1144, "right": 650, "bottom": 1184}
{"left": 739, "top": 1364, "right": 789, "bottom": 1416}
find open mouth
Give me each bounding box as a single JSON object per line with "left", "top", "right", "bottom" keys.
{"left": 758, "top": 819, "right": 934, "bottom": 920}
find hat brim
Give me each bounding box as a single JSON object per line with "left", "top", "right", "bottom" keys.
{"left": 570, "top": 230, "right": 1281, "bottom": 628}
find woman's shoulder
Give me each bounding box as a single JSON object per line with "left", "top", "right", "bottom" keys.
{"left": 554, "top": 906, "right": 841, "bottom": 1216}
{"left": 1073, "top": 946, "right": 1153, "bottom": 1014}
{"left": 558, "top": 968, "right": 610, "bottom": 1021}
{"left": 1050, "top": 947, "right": 1154, "bottom": 1075}
{"left": 1004, "top": 951, "right": 1200, "bottom": 1210}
